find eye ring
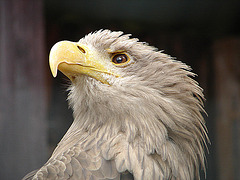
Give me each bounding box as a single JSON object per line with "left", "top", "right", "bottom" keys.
{"left": 111, "top": 53, "right": 130, "bottom": 65}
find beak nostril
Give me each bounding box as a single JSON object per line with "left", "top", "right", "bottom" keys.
{"left": 77, "top": 45, "right": 86, "bottom": 54}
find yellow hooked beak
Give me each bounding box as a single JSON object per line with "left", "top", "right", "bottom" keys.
{"left": 49, "top": 41, "right": 118, "bottom": 84}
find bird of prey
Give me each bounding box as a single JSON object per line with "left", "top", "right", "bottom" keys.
{"left": 23, "top": 30, "right": 208, "bottom": 180}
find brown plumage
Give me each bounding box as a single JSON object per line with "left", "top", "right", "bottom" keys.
{"left": 23, "top": 30, "right": 208, "bottom": 180}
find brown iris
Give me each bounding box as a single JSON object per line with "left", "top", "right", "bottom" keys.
{"left": 112, "top": 54, "right": 129, "bottom": 65}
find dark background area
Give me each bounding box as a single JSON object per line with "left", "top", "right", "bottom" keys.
{"left": 1, "top": 0, "right": 240, "bottom": 179}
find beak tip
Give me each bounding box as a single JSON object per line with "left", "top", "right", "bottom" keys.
{"left": 49, "top": 65, "right": 58, "bottom": 78}
{"left": 49, "top": 40, "right": 72, "bottom": 79}
{"left": 51, "top": 69, "right": 58, "bottom": 78}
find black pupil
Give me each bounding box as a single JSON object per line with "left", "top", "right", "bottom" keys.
{"left": 116, "top": 56, "right": 124, "bottom": 63}
{"left": 113, "top": 54, "right": 127, "bottom": 64}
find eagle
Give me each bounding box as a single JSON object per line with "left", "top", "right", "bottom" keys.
{"left": 23, "top": 30, "right": 208, "bottom": 180}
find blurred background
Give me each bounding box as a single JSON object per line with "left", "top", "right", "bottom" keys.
{"left": 1, "top": 0, "right": 240, "bottom": 179}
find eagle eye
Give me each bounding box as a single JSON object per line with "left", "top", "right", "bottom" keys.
{"left": 111, "top": 54, "right": 129, "bottom": 65}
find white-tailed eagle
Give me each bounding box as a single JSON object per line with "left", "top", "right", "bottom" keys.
{"left": 23, "top": 30, "right": 208, "bottom": 180}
